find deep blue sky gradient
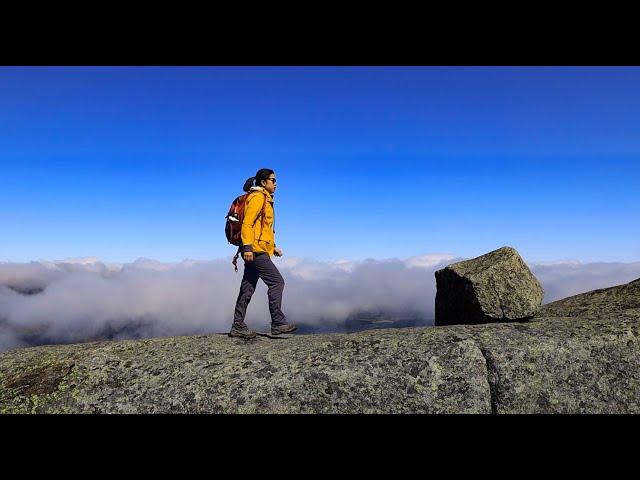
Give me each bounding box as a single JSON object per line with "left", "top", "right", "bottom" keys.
{"left": 1, "top": 66, "right": 639, "bottom": 263}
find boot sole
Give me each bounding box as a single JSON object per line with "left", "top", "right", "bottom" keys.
{"left": 228, "top": 331, "right": 257, "bottom": 339}
{"left": 271, "top": 326, "right": 298, "bottom": 335}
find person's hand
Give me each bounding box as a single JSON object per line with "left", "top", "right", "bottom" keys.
{"left": 243, "top": 252, "right": 254, "bottom": 262}
{"left": 274, "top": 247, "right": 283, "bottom": 257}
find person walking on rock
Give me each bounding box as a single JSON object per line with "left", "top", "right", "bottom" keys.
{"left": 229, "top": 168, "right": 297, "bottom": 339}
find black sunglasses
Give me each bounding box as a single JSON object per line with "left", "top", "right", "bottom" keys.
{"left": 265, "top": 177, "right": 276, "bottom": 184}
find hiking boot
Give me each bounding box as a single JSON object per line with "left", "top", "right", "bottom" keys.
{"left": 271, "top": 323, "right": 298, "bottom": 335}
{"left": 229, "top": 325, "right": 257, "bottom": 339}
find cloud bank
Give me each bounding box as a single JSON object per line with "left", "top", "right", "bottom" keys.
{"left": 1, "top": 253, "right": 639, "bottom": 352}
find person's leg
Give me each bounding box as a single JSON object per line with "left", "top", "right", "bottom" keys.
{"left": 232, "top": 260, "right": 260, "bottom": 329}
{"left": 252, "top": 254, "right": 288, "bottom": 326}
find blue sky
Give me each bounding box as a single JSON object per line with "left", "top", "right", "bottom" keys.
{"left": 1, "top": 66, "right": 638, "bottom": 263}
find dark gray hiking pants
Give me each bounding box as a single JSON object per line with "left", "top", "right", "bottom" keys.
{"left": 233, "top": 253, "right": 287, "bottom": 328}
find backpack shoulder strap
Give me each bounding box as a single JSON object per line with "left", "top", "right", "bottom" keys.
{"left": 245, "top": 190, "right": 268, "bottom": 227}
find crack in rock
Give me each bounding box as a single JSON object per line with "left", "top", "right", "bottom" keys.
{"left": 478, "top": 347, "right": 499, "bottom": 414}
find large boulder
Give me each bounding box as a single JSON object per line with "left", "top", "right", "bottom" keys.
{"left": 435, "top": 246, "right": 544, "bottom": 326}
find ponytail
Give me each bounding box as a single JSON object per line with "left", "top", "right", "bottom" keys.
{"left": 242, "top": 176, "right": 256, "bottom": 192}
{"left": 243, "top": 169, "right": 275, "bottom": 192}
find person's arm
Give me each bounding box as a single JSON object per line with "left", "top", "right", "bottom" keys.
{"left": 273, "top": 205, "right": 282, "bottom": 256}
{"left": 241, "top": 194, "right": 264, "bottom": 258}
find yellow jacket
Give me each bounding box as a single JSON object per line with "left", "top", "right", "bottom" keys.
{"left": 241, "top": 186, "right": 276, "bottom": 256}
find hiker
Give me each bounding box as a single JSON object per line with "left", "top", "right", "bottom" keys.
{"left": 229, "top": 169, "right": 297, "bottom": 339}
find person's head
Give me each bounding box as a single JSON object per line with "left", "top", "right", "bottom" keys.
{"left": 242, "top": 168, "right": 277, "bottom": 194}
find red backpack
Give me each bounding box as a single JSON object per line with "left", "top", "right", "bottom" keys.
{"left": 225, "top": 191, "right": 267, "bottom": 271}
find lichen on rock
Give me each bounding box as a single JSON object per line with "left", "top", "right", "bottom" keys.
{"left": 2, "top": 303, "right": 639, "bottom": 413}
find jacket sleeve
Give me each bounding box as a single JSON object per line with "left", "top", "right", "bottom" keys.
{"left": 241, "top": 193, "right": 264, "bottom": 252}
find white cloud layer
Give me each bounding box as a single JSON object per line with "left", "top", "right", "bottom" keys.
{"left": 1, "top": 253, "right": 639, "bottom": 352}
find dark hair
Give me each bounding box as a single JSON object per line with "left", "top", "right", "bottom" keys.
{"left": 242, "top": 168, "right": 274, "bottom": 192}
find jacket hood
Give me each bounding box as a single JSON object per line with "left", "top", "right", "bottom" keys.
{"left": 249, "top": 186, "right": 273, "bottom": 201}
